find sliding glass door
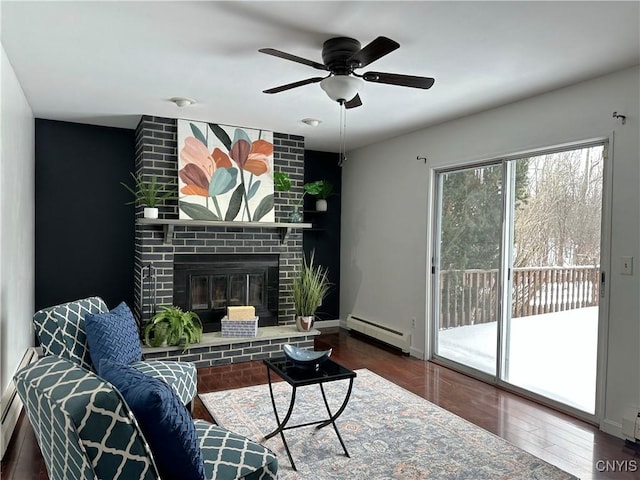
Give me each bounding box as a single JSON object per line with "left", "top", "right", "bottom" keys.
{"left": 433, "top": 164, "right": 503, "bottom": 376}
{"left": 433, "top": 142, "right": 605, "bottom": 415}
{"left": 502, "top": 146, "right": 604, "bottom": 414}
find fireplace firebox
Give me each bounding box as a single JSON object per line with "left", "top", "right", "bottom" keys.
{"left": 173, "top": 254, "right": 279, "bottom": 333}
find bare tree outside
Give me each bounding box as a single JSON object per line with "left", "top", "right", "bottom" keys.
{"left": 514, "top": 146, "right": 604, "bottom": 268}
{"left": 511, "top": 146, "right": 603, "bottom": 317}
{"left": 438, "top": 144, "right": 604, "bottom": 329}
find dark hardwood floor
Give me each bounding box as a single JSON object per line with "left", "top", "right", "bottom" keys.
{"left": 2, "top": 328, "right": 638, "bottom": 479}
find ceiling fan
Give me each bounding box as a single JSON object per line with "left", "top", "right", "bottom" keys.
{"left": 259, "top": 36, "right": 435, "bottom": 108}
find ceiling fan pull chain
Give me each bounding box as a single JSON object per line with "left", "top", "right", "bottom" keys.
{"left": 343, "top": 103, "right": 348, "bottom": 164}
{"left": 338, "top": 102, "right": 347, "bottom": 166}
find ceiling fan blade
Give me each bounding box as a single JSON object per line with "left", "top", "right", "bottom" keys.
{"left": 347, "top": 36, "right": 400, "bottom": 68}
{"left": 263, "top": 77, "right": 325, "bottom": 94}
{"left": 363, "top": 71, "right": 435, "bottom": 89}
{"left": 344, "top": 93, "right": 362, "bottom": 109}
{"left": 259, "top": 48, "right": 328, "bottom": 71}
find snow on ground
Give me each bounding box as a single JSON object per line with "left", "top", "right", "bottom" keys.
{"left": 437, "top": 306, "right": 597, "bottom": 413}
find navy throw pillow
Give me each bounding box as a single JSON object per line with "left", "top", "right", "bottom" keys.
{"left": 85, "top": 302, "right": 142, "bottom": 375}
{"left": 99, "top": 360, "right": 205, "bottom": 480}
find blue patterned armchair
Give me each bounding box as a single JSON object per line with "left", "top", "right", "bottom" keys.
{"left": 32, "top": 296, "right": 197, "bottom": 408}
{"left": 14, "top": 356, "right": 278, "bottom": 480}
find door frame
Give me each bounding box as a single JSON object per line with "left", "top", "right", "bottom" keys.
{"left": 426, "top": 135, "right": 613, "bottom": 425}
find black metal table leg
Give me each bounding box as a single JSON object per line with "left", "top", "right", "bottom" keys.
{"left": 263, "top": 368, "right": 298, "bottom": 471}
{"left": 262, "top": 358, "right": 357, "bottom": 471}
{"left": 316, "top": 377, "right": 354, "bottom": 457}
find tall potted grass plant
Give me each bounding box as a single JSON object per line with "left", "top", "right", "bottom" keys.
{"left": 292, "top": 252, "right": 330, "bottom": 332}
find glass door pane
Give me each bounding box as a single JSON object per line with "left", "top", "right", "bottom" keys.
{"left": 247, "top": 273, "right": 264, "bottom": 308}
{"left": 190, "top": 276, "right": 209, "bottom": 310}
{"left": 228, "top": 274, "right": 247, "bottom": 306}
{"left": 502, "top": 145, "right": 604, "bottom": 414}
{"left": 210, "top": 275, "right": 228, "bottom": 309}
{"left": 434, "top": 164, "right": 504, "bottom": 375}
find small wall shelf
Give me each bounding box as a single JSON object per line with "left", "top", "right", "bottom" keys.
{"left": 302, "top": 209, "right": 327, "bottom": 231}
{"left": 137, "top": 218, "right": 313, "bottom": 245}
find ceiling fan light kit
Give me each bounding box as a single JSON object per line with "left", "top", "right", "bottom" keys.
{"left": 320, "top": 75, "right": 363, "bottom": 103}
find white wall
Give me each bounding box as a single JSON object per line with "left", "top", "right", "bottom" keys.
{"left": 0, "top": 43, "right": 35, "bottom": 442}
{"left": 341, "top": 66, "right": 640, "bottom": 437}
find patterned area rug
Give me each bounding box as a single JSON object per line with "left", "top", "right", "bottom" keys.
{"left": 199, "top": 369, "right": 577, "bottom": 480}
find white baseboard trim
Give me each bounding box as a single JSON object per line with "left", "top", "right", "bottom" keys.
{"left": 600, "top": 418, "right": 624, "bottom": 440}
{"left": 410, "top": 347, "right": 425, "bottom": 360}
{"left": 1, "top": 347, "right": 38, "bottom": 459}
{"left": 314, "top": 319, "right": 341, "bottom": 329}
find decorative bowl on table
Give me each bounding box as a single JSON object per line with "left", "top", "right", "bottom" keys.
{"left": 283, "top": 344, "right": 332, "bottom": 370}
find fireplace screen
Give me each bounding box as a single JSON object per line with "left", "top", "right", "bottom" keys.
{"left": 174, "top": 254, "right": 279, "bottom": 333}
{"left": 189, "top": 273, "right": 265, "bottom": 311}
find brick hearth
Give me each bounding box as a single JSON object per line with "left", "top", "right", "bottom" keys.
{"left": 142, "top": 326, "right": 318, "bottom": 368}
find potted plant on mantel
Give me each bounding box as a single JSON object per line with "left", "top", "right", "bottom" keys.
{"left": 121, "top": 172, "right": 176, "bottom": 219}
{"left": 303, "top": 180, "right": 335, "bottom": 212}
{"left": 143, "top": 305, "right": 203, "bottom": 351}
{"left": 292, "top": 252, "right": 330, "bottom": 332}
{"left": 274, "top": 170, "right": 303, "bottom": 222}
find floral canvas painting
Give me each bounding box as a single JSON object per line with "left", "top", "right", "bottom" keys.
{"left": 177, "top": 120, "right": 275, "bottom": 222}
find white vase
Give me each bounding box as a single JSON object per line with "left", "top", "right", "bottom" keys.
{"left": 315, "top": 199, "right": 327, "bottom": 212}
{"left": 144, "top": 207, "right": 159, "bottom": 219}
{"left": 295, "top": 315, "right": 314, "bottom": 332}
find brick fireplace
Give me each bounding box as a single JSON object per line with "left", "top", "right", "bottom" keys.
{"left": 133, "top": 115, "right": 307, "bottom": 338}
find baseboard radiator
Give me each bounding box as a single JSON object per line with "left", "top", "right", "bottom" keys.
{"left": 346, "top": 314, "right": 411, "bottom": 353}
{"left": 1, "top": 347, "right": 38, "bottom": 459}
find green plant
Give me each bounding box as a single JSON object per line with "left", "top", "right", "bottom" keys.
{"left": 303, "top": 180, "right": 335, "bottom": 200}
{"left": 274, "top": 171, "right": 292, "bottom": 192}
{"left": 292, "top": 251, "right": 331, "bottom": 316}
{"left": 121, "top": 172, "right": 176, "bottom": 207}
{"left": 143, "top": 306, "right": 203, "bottom": 350}
{"left": 273, "top": 172, "right": 336, "bottom": 213}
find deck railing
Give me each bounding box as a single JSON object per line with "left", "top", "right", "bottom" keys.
{"left": 438, "top": 266, "right": 600, "bottom": 329}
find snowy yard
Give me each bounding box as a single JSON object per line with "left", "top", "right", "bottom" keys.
{"left": 437, "top": 306, "right": 598, "bottom": 413}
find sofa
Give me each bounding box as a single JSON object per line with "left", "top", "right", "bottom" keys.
{"left": 14, "top": 355, "right": 278, "bottom": 479}
{"left": 32, "top": 296, "right": 197, "bottom": 407}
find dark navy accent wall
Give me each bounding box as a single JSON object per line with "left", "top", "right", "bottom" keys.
{"left": 303, "top": 150, "right": 341, "bottom": 321}
{"left": 35, "top": 119, "right": 135, "bottom": 311}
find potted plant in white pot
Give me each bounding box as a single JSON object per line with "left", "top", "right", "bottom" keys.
{"left": 303, "top": 180, "right": 335, "bottom": 212}
{"left": 143, "top": 305, "right": 203, "bottom": 350}
{"left": 291, "top": 252, "right": 330, "bottom": 332}
{"left": 121, "top": 172, "right": 176, "bottom": 219}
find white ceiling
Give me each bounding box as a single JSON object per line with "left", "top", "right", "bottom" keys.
{"left": 2, "top": 1, "right": 639, "bottom": 152}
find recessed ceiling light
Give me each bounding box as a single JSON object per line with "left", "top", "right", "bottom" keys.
{"left": 170, "top": 97, "right": 196, "bottom": 107}
{"left": 301, "top": 118, "right": 322, "bottom": 127}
